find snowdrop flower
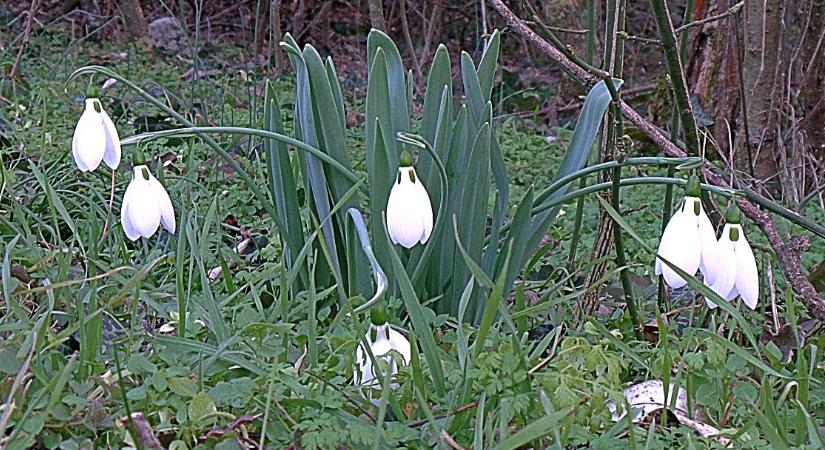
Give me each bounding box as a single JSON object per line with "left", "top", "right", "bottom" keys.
{"left": 71, "top": 98, "right": 121, "bottom": 172}
{"left": 706, "top": 205, "right": 759, "bottom": 309}
{"left": 386, "top": 153, "right": 433, "bottom": 248}
{"left": 655, "top": 176, "right": 719, "bottom": 288}
{"left": 120, "top": 165, "right": 175, "bottom": 241}
{"left": 355, "top": 310, "right": 411, "bottom": 398}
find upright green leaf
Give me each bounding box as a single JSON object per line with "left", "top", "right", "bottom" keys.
{"left": 477, "top": 30, "right": 501, "bottom": 102}
{"left": 263, "top": 81, "right": 305, "bottom": 279}
{"left": 367, "top": 29, "right": 410, "bottom": 147}
{"left": 525, "top": 79, "right": 622, "bottom": 265}
{"left": 388, "top": 240, "right": 446, "bottom": 395}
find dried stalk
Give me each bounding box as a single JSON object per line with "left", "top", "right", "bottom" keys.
{"left": 9, "top": 0, "right": 39, "bottom": 80}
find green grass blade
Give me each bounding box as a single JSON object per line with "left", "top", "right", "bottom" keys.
{"left": 387, "top": 233, "right": 445, "bottom": 395}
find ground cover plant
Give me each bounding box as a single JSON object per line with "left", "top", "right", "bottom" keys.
{"left": 1, "top": 1, "right": 825, "bottom": 449}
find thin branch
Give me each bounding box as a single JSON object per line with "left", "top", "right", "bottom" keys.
{"left": 9, "top": 0, "right": 39, "bottom": 80}
{"left": 675, "top": 1, "right": 745, "bottom": 34}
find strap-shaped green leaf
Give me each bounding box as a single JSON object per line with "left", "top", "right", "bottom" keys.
{"left": 263, "top": 81, "right": 305, "bottom": 283}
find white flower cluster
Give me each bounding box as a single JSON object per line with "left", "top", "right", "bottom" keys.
{"left": 656, "top": 195, "right": 759, "bottom": 309}
{"left": 72, "top": 98, "right": 175, "bottom": 241}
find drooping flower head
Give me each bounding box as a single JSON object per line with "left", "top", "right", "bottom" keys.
{"left": 120, "top": 165, "right": 175, "bottom": 241}
{"left": 386, "top": 152, "right": 433, "bottom": 248}
{"left": 706, "top": 203, "right": 759, "bottom": 309}
{"left": 655, "top": 175, "right": 719, "bottom": 288}
{"left": 355, "top": 309, "right": 411, "bottom": 397}
{"left": 72, "top": 98, "right": 121, "bottom": 172}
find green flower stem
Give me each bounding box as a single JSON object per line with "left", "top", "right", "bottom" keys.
{"left": 649, "top": 0, "right": 700, "bottom": 153}
{"left": 347, "top": 208, "right": 389, "bottom": 315}
{"left": 534, "top": 156, "right": 701, "bottom": 208}
{"left": 534, "top": 177, "right": 734, "bottom": 216}
{"left": 611, "top": 165, "right": 642, "bottom": 339}
{"left": 530, "top": 159, "right": 825, "bottom": 239}
{"left": 566, "top": 176, "right": 588, "bottom": 271}
{"left": 120, "top": 126, "right": 361, "bottom": 186}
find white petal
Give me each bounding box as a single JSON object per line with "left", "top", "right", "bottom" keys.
{"left": 123, "top": 167, "right": 162, "bottom": 239}
{"left": 386, "top": 327, "right": 411, "bottom": 364}
{"left": 120, "top": 180, "right": 141, "bottom": 241}
{"left": 72, "top": 101, "right": 106, "bottom": 172}
{"left": 707, "top": 225, "right": 737, "bottom": 307}
{"left": 148, "top": 174, "right": 175, "bottom": 233}
{"left": 695, "top": 202, "right": 719, "bottom": 285}
{"left": 387, "top": 168, "right": 431, "bottom": 248}
{"left": 409, "top": 172, "right": 434, "bottom": 245}
{"left": 733, "top": 227, "right": 759, "bottom": 309}
{"left": 656, "top": 202, "right": 701, "bottom": 288}
{"left": 99, "top": 107, "right": 121, "bottom": 170}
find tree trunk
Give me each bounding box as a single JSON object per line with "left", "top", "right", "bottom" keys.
{"left": 270, "top": 0, "right": 284, "bottom": 74}
{"left": 118, "top": 0, "right": 152, "bottom": 52}
{"left": 740, "top": 0, "right": 784, "bottom": 184}
{"left": 368, "top": 0, "right": 386, "bottom": 30}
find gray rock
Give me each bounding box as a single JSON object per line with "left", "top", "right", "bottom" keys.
{"left": 148, "top": 17, "right": 188, "bottom": 54}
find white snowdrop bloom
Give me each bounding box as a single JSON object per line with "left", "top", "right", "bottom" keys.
{"left": 355, "top": 323, "right": 411, "bottom": 395}
{"left": 655, "top": 195, "right": 719, "bottom": 288}
{"left": 706, "top": 222, "right": 759, "bottom": 309}
{"left": 120, "top": 165, "right": 175, "bottom": 241}
{"left": 386, "top": 165, "right": 433, "bottom": 248}
{"left": 71, "top": 98, "right": 121, "bottom": 172}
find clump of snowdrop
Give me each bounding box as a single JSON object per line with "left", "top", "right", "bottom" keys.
{"left": 386, "top": 152, "right": 433, "bottom": 248}
{"left": 355, "top": 309, "right": 411, "bottom": 399}
{"left": 71, "top": 98, "right": 121, "bottom": 172}
{"left": 706, "top": 204, "right": 759, "bottom": 309}
{"left": 120, "top": 165, "right": 176, "bottom": 241}
{"left": 655, "top": 176, "right": 719, "bottom": 288}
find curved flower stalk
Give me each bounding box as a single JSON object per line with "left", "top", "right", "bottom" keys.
{"left": 386, "top": 152, "right": 433, "bottom": 248}
{"left": 71, "top": 98, "right": 121, "bottom": 172}
{"left": 655, "top": 176, "right": 719, "bottom": 288}
{"left": 706, "top": 205, "right": 759, "bottom": 309}
{"left": 121, "top": 165, "right": 175, "bottom": 241}
{"left": 355, "top": 310, "right": 411, "bottom": 399}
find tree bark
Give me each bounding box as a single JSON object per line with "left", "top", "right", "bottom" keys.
{"left": 368, "top": 0, "right": 386, "bottom": 30}
{"left": 118, "top": 0, "right": 152, "bottom": 52}
{"left": 740, "top": 0, "right": 784, "bottom": 183}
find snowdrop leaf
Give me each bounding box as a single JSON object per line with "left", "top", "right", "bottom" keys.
{"left": 387, "top": 235, "right": 445, "bottom": 395}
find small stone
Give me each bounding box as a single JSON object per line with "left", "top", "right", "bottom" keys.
{"left": 148, "top": 17, "right": 188, "bottom": 54}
